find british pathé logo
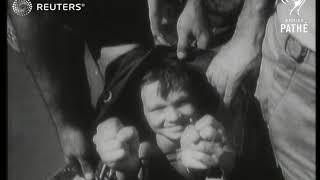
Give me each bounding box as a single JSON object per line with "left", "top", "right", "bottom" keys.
{"left": 12, "top": 0, "right": 33, "bottom": 16}
{"left": 280, "top": 0, "right": 309, "bottom": 33}
{"left": 281, "top": 0, "right": 306, "bottom": 16}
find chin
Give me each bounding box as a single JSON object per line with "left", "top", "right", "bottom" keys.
{"left": 164, "top": 132, "right": 183, "bottom": 141}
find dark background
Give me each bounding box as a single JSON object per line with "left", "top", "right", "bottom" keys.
{"left": 8, "top": 46, "right": 64, "bottom": 180}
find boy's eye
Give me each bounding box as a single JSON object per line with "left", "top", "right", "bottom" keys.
{"left": 150, "top": 105, "right": 166, "bottom": 112}
{"left": 174, "top": 99, "right": 190, "bottom": 108}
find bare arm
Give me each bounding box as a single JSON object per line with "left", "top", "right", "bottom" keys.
{"left": 232, "top": 0, "right": 275, "bottom": 46}
{"left": 8, "top": 2, "right": 96, "bottom": 179}
{"left": 206, "top": 0, "right": 275, "bottom": 106}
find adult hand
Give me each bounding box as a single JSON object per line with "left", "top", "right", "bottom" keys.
{"left": 177, "top": 0, "right": 210, "bottom": 59}
{"left": 93, "top": 118, "right": 140, "bottom": 174}
{"left": 58, "top": 127, "right": 96, "bottom": 180}
{"left": 206, "top": 37, "right": 262, "bottom": 106}
{"left": 147, "top": 0, "right": 175, "bottom": 46}
{"left": 180, "top": 115, "right": 226, "bottom": 170}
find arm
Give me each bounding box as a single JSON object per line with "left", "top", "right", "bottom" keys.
{"left": 176, "top": 0, "right": 211, "bottom": 59}
{"left": 206, "top": 0, "right": 275, "bottom": 106}
{"left": 176, "top": 0, "right": 243, "bottom": 59}
{"left": 147, "top": 0, "right": 182, "bottom": 46}
{"left": 232, "top": 0, "right": 274, "bottom": 45}
{"left": 8, "top": 2, "right": 96, "bottom": 179}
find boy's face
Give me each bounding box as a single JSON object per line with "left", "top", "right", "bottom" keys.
{"left": 141, "top": 81, "right": 197, "bottom": 141}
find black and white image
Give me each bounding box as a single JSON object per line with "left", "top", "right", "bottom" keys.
{"left": 7, "top": 0, "right": 315, "bottom": 180}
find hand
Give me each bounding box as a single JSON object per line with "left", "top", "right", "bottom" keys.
{"left": 206, "top": 37, "right": 261, "bottom": 106}
{"left": 147, "top": 0, "right": 178, "bottom": 46}
{"left": 7, "top": 15, "right": 21, "bottom": 52}
{"left": 177, "top": 0, "right": 211, "bottom": 59}
{"left": 93, "top": 118, "right": 140, "bottom": 175}
{"left": 180, "top": 115, "right": 226, "bottom": 170}
{"left": 58, "top": 127, "right": 96, "bottom": 180}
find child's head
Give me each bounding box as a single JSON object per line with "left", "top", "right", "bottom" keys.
{"left": 140, "top": 61, "right": 220, "bottom": 141}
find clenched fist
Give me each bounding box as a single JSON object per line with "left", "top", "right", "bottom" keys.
{"left": 93, "top": 118, "right": 140, "bottom": 174}
{"left": 180, "top": 114, "right": 227, "bottom": 170}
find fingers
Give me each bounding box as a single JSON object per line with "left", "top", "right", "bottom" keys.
{"left": 155, "top": 34, "right": 171, "bottom": 46}
{"left": 64, "top": 155, "right": 72, "bottom": 164}
{"left": 182, "top": 152, "right": 207, "bottom": 169}
{"left": 195, "top": 115, "right": 214, "bottom": 131}
{"left": 182, "top": 150, "right": 219, "bottom": 169}
{"left": 96, "top": 117, "right": 123, "bottom": 140}
{"left": 223, "top": 77, "right": 241, "bottom": 107}
{"left": 98, "top": 149, "right": 126, "bottom": 164}
{"left": 177, "top": 26, "right": 190, "bottom": 59}
{"left": 94, "top": 127, "right": 138, "bottom": 155}
{"left": 216, "top": 74, "right": 228, "bottom": 100}
{"left": 206, "top": 60, "right": 227, "bottom": 98}
{"left": 199, "top": 126, "right": 217, "bottom": 141}
{"left": 95, "top": 139, "right": 121, "bottom": 152}
{"left": 150, "top": 16, "right": 171, "bottom": 46}
{"left": 180, "top": 114, "right": 226, "bottom": 170}
{"left": 196, "top": 33, "right": 210, "bottom": 50}
{"left": 198, "top": 124, "right": 225, "bottom": 144}
{"left": 181, "top": 115, "right": 225, "bottom": 149}
{"left": 181, "top": 125, "right": 201, "bottom": 148}
{"left": 78, "top": 157, "right": 94, "bottom": 180}
{"left": 191, "top": 141, "right": 215, "bottom": 154}
{"left": 147, "top": 0, "right": 171, "bottom": 46}
{"left": 210, "top": 143, "right": 224, "bottom": 157}
{"left": 116, "top": 126, "right": 139, "bottom": 143}
{"left": 94, "top": 124, "right": 140, "bottom": 172}
{"left": 195, "top": 114, "right": 223, "bottom": 134}
{"left": 189, "top": 150, "right": 218, "bottom": 168}
{"left": 117, "top": 127, "right": 140, "bottom": 153}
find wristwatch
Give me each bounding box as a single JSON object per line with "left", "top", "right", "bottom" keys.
{"left": 96, "top": 160, "right": 143, "bottom": 180}
{"left": 97, "top": 164, "right": 117, "bottom": 180}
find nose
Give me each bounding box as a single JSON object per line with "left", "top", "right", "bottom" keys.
{"left": 165, "top": 106, "right": 180, "bottom": 123}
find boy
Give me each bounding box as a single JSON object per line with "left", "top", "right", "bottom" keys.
{"left": 93, "top": 60, "right": 234, "bottom": 180}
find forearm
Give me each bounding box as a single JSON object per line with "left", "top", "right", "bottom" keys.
{"left": 233, "top": 0, "right": 275, "bottom": 45}
{"left": 8, "top": 12, "right": 95, "bottom": 132}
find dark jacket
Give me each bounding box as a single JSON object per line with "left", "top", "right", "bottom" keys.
{"left": 95, "top": 46, "right": 283, "bottom": 180}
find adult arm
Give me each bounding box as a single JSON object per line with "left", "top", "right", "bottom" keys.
{"left": 8, "top": 2, "right": 96, "bottom": 179}
{"left": 206, "top": 0, "right": 275, "bottom": 106}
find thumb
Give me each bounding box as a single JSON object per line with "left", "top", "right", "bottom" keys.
{"left": 223, "top": 78, "right": 240, "bottom": 107}
{"left": 155, "top": 33, "right": 171, "bottom": 46}
{"left": 181, "top": 125, "right": 201, "bottom": 149}
{"left": 117, "top": 127, "right": 140, "bottom": 152}
{"left": 64, "top": 155, "right": 71, "bottom": 164}
{"left": 196, "top": 32, "right": 210, "bottom": 50}
{"left": 78, "top": 157, "right": 94, "bottom": 180}
{"left": 117, "top": 126, "right": 139, "bottom": 143}
{"left": 177, "top": 28, "right": 190, "bottom": 59}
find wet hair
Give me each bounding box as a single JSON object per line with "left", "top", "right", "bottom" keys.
{"left": 140, "top": 60, "right": 220, "bottom": 115}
